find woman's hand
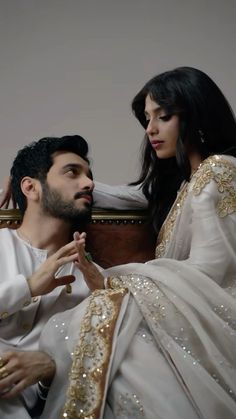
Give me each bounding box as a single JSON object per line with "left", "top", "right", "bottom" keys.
{"left": 73, "top": 231, "right": 105, "bottom": 291}
{"left": 0, "top": 350, "right": 55, "bottom": 398}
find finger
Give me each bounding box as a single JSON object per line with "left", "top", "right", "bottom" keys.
{"left": 0, "top": 368, "right": 22, "bottom": 397}
{"left": 1, "top": 379, "right": 26, "bottom": 399}
{"left": 53, "top": 241, "right": 79, "bottom": 259}
{"left": 0, "top": 369, "right": 19, "bottom": 388}
{"left": 0, "top": 356, "right": 7, "bottom": 368}
{"left": 73, "top": 231, "right": 86, "bottom": 240}
{"left": 56, "top": 253, "right": 80, "bottom": 269}
{"left": 0, "top": 196, "right": 9, "bottom": 209}
{"left": 0, "top": 366, "right": 10, "bottom": 380}
{"left": 73, "top": 231, "right": 80, "bottom": 240}
{"left": 74, "top": 238, "right": 86, "bottom": 251}
{"left": 76, "top": 241, "right": 87, "bottom": 260}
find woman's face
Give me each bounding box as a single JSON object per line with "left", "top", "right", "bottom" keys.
{"left": 145, "top": 94, "right": 180, "bottom": 159}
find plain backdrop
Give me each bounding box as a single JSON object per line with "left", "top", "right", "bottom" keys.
{"left": 0, "top": 0, "right": 236, "bottom": 190}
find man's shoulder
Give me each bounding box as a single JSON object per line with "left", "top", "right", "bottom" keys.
{"left": 0, "top": 227, "right": 15, "bottom": 238}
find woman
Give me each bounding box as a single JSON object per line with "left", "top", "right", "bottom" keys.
{"left": 39, "top": 67, "right": 236, "bottom": 419}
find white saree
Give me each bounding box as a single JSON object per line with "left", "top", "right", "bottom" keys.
{"left": 39, "top": 155, "right": 236, "bottom": 419}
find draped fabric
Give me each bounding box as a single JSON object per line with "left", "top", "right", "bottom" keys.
{"left": 39, "top": 155, "right": 236, "bottom": 419}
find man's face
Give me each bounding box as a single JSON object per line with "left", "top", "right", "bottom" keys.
{"left": 40, "top": 151, "right": 94, "bottom": 223}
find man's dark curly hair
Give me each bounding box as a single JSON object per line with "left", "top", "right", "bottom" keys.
{"left": 10, "top": 135, "right": 90, "bottom": 213}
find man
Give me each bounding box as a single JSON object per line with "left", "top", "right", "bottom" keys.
{"left": 0, "top": 135, "right": 95, "bottom": 417}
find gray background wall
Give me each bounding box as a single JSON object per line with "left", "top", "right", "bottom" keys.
{"left": 0, "top": 0, "right": 236, "bottom": 191}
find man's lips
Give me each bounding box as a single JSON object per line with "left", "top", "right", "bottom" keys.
{"left": 80, "top": 194, "right": 92, "bottom": 203}
{"left": 74, "top": 191, "right": 93, "bottom": 204}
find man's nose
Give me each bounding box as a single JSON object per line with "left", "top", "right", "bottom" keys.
{"left": 82, "top": 175, "right": 94, "bottom": 191}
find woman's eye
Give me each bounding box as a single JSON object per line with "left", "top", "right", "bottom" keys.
{"left": 158, "top": 114, "right": 172, "bottom": 121}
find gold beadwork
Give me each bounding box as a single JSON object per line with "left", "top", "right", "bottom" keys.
{"left": 155, "top": 181, "right": 189, "bottom": 258}
{"left": 155, "top": 155, "right": 236, "bottom": 259}
{"left": 192, "top": 155, "right": 236, "bottom": 217}
{"left": 62, "top": 288, "right": 127, "bottom": 419}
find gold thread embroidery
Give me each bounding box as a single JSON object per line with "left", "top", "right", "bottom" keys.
{"left": 155, "top": 155, "right": 236, "bottom": 259}
{"left": 61, "top": 288, "right": 127, "bottom": 419}
{"left": 155, "top": 181, "right": 189, "bottom": 258}
{"left": 192, "top": 155, "right": 236, "bottom": 217}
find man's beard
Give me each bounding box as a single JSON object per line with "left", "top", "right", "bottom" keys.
{"left": 41, "top": 182, "right": 92, "bottom": 224}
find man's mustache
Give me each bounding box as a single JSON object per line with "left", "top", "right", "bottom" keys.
{"left": 74, "top": 191, "right": 93, "bottom": 203}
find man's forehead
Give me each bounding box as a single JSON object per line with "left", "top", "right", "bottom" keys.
{"left": 52, "top": 151, "right": 89, "bottom": 168}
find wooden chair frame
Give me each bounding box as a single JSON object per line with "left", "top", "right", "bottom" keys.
{"left": 0, "top": 209, "right": 156, "bottom": 267}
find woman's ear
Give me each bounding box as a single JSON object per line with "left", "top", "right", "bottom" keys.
{"left": 20, "top": 177, "right": 41, "bottom": 203}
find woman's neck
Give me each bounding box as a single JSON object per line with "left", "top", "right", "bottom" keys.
{"left": 188, "top": 151, "right": 203, "bottom": 173}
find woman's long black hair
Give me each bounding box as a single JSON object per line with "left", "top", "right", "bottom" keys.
{"left": 131, "top": 66, "right": 236, "bottom": 231}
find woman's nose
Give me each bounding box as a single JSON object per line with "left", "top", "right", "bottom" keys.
{"left": 146, "top": 119, "right": 159, "bottom": 136}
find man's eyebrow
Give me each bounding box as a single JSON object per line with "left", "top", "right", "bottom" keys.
{"left": 62, "top": 163, "right": 82, "bottom": 170}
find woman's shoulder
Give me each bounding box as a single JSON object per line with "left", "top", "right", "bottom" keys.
{"left": 199, "top": 154, "right": 236, "bottom": 171}
{"left": 192, "top": 155, "right": 236, "bottom": 192}
{"left": 190, "top": 154, "right": 236, "bottom": 217}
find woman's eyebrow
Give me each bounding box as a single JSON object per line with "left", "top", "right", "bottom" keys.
{"left": 144, "top": 105, "right": 162, "bottom": 116}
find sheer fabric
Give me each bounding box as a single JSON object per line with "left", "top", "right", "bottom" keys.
{"left": 93, "top": 182, "right": 147, "bottom": 209}
{"left": 39, "top": 155, "right": 236, "bottom": 419}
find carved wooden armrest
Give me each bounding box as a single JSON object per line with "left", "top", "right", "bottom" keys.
{"left": 0, "top": 209, "right": 22, "bottom": 228}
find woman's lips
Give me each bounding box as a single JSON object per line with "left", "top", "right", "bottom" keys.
{"left": 150, "top": 140, "right": 164, "bottom": 149}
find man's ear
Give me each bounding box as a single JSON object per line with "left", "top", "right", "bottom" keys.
{"left": 20, "top": 177, "right": 41, "bottom": 202}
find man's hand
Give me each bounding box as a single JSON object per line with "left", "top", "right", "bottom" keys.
{"left": 28, "top": 240, "right": 79, "bottom": 296}
{"left": 0, "top": 350, "right": 55, "bottom": 399}
{"left": 0, "top": 177, "right": 16, "bottom": 209}
{"left": 73, "top": 231, "right": 105, "bottom": 291}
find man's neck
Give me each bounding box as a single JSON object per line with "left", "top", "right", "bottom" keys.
{"left": 18, "top": 211, "right": 72, "bottom": 255}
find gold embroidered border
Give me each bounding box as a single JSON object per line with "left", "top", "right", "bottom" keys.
{"left": 192, "top": 155, "right": 236, "bottom": 217}
{"left": 155, "top": 181, "right": 189, "bottom": 258}
{"left": 155, "top": 155, "right": 236, "bottom": 258}
{"left": 61, "top": 288, "right": 127, "bottom": 419}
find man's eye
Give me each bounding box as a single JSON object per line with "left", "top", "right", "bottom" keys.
{"left": 66, "top": 169, "right": 76, "bottom": 175}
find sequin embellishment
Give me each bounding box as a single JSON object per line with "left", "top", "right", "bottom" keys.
{"left": 62, "top": 288, "right": 127, "bottom": 419}
{"left": 192, "top": 155, "right": 236, "bottom": 217}
{"left": 155, "top": 181, "right": 189, "bottom": 258}
{"left": 114, "top": 392, "right": 145, "bottom": 418}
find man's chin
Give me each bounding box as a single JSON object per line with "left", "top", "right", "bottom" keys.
{"left": 69, "top": 207, "right": 92, "bottom": 223}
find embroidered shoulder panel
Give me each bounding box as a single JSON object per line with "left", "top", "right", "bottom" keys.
{"left": 62, "top": 288, "right": 127, "bottom": 419}
{"left": 192, "top": 155, "right": 236, "bottom": 217}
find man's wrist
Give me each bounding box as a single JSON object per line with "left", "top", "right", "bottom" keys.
{"left": 38, "top": 380, "right": 51, "bottom": 400}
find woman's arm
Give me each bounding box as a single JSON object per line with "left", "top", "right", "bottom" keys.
{"left": 93, "top": 181, "right": 148, "bottom": 209}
